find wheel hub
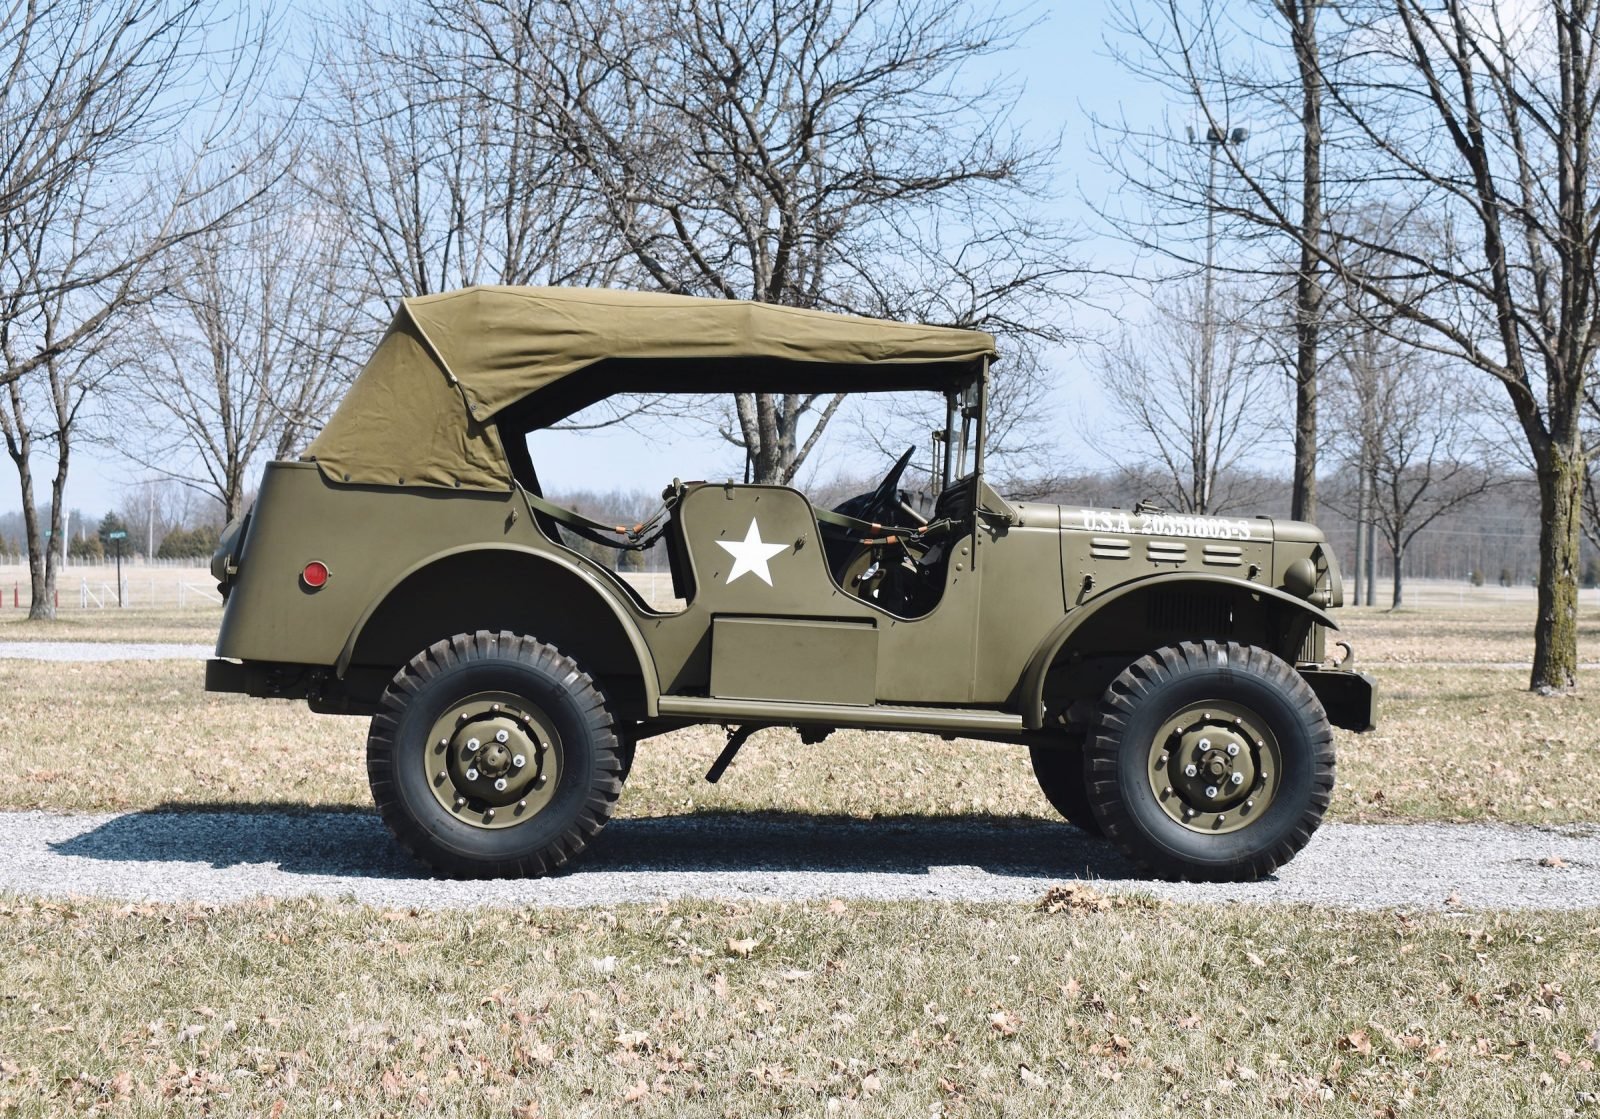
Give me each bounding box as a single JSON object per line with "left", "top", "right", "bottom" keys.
{"left": 1147, "top": 702, "right": 1281, "bottom": 834}
{"left": 425, "top": 692, "right": 562, "bottom": 830}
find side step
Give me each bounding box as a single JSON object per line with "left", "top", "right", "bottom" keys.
{"left": 656, "top": 695, "right": 1025, "bottom": 734}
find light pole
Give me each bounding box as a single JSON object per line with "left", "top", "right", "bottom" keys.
{"left": 1184, "top": 123, "right": 1248, "bottom": 513}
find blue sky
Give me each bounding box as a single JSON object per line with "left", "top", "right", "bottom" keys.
{"left": 22, "top": 0, "right": 1243, "bottom": 519}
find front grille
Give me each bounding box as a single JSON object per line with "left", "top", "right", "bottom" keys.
{"left": 1145, "top": 589, "right": 1234, "bottom": 635}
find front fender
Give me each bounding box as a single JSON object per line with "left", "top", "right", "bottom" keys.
{"left": 335, "top": 543, "right": 661, "bottom": 715}
{"left": 1017, "top": 572, "right": 1339, "bottom": 730}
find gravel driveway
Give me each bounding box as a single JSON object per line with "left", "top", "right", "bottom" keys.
{"left": 0, "top": 641, "right": 212, "bottom": 660}
{"left": 3, "top": 810, "right": 1596, "bottom": 911}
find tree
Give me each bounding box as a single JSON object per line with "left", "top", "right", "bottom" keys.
{"left": 1325, "top": 340, "right": 1497, "bottom": 608}
{"left": 120, "top": 169, "right": 363, "bottom": 521}
{"left": 1098, "top": 278, "right": 1272, "bottom": 514}
{"left": 1099, "top": 0, "right": 1600, "bottom": 692}
{"left": 434, "top": 0, "right": 1079, "bottom": 484}
{"left": 0, "top": 1, "right": 274, "bottom": 617}
{"left": 1099, "top": 0, "right": 1331, "bottom": 522}
{"left": 310, "top": 7, "right": 622, "bottom": 319}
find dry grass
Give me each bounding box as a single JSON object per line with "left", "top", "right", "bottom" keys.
{"left": 1339, "top": 604, "right": 1600, "bottom": 666}
{"left": 3, "top": 659, "right": 1598, "bottom": 827}
{"left": 0, "top": 894, "right": 1595, "bottom": 1117}
{"left": 0, "top": 608, "right": 220, "bottom": 645}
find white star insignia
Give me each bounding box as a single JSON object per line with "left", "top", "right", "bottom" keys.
{"left": 716, "top": 518, "right": 788, "bottom": 586}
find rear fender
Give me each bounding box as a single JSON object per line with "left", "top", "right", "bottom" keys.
{"left": 337, "top": 544, "right": 659, "bottom": 715}
{"left": 1017, "top": 572, "right": 1338, "bottom": 730}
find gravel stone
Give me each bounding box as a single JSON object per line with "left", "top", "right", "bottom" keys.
{"left": 2, "top": 810, "right": 1596, "bottom": 910}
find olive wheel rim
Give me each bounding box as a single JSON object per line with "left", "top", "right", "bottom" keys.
{"left": 1146, "top": 700, "right": 1281, "bottom": 835}
{"left": 424, "top": 690, "right": 564, "bottom": 830}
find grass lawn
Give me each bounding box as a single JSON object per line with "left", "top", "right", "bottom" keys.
{"left": 0, "top": 608, "right": 220, "bottom": 645}
{"left": 0, "top": 894, "right": 1594, "bottom": 1117}
{"left": 1, "top": 658, "right": 1597, "bottom": 827}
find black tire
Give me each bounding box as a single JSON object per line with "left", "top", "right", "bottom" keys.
{"left": 1085, "top": 640, "right": 1335, "bottom": 882}
{"left": 1028, "top": 737, "right": 1102, "bottom": 836}
{"left": 367, "top": 631, "right": 624, "bottom": 878}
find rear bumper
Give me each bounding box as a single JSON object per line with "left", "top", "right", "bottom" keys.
{"left": 205, "top": 657, "right": 305, "bottom": 699}
{"left": 206, "top": 657, "right": 385, "bottom": 716}
{"left": 1299, "top": 667, "right": 1378, "bottom": 732}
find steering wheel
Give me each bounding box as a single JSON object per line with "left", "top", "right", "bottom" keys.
{"left": 832, "top": 445, "right": 924, "bottom": 529}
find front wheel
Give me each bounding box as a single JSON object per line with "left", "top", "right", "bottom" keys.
{"left": 367, "top": 631, "right": 625, "bottom": 878}
{"left": 1085, "top": 641, "right": 1334, "bottom": 881}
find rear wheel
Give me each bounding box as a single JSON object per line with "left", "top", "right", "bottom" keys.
{"left": 1028, "top": 738, "right": 1101, "bottom": 835}
{"left": 1085, "top": 640, "right": 1334, "bottom": 881}
{"left": 367, "top": 631, "right": 625, "bottom": 878}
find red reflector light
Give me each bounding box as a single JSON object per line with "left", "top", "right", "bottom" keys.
{"left": 301, "top": 561, "right": 330, "bottom": 589}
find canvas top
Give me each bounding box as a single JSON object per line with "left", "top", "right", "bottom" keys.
{"left": 303, "top": 286, "right": 997, "bottom": 491}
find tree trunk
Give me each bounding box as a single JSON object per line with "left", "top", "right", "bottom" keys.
{"left": 1288, "top": 0, "right": 1323, "bottom": 523}
{"left": 1351, "top": 456, "right": 1365, "bottom": 605}
{"left": 1363, "top": 471, "right": 1376, "bottom": 607}
{"left": 1391, "top": 541, "right": 1403, "bottom": 610}
{"left": 1531, "top": 441, "right": 1583, "bottom": 692}
{"left": 10, "top": 434, "right": 52, "bottom": 622}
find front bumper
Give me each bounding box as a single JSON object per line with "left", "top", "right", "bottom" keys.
{"left": 1299, "top": 668, "right": 1378, "bottom": 732}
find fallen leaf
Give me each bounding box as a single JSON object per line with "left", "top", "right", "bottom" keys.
{"left": 990, "top": 1010, "right": 1020, "bottom": 1036}
{"left": 1339, "top": 1030, "right": 1372, "bottom": 1056}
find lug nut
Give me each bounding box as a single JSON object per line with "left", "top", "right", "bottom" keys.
{"left": 1184, "top": 764, "right": 1198, "bottom": 777}
{"left": 513, "top": 754, "right": 526, "bottom": 768}
{"left": 466, "top": 767, "right": 479, "bottom": 781}
{"left": 1231, "top": 772, "right": 1244, "bottom": 786}
{"left": 1226, "top": 743, "right": 1240, "bottom": 757}
{"left": 1205, "top": 785, "right": 1219, "bottom": 798}
{"left": 1198, "top": 738, "right": 1211, "bottom": 751}
{"left": 466, "top": 737, "right": 481, "bottom": 752}
{"left": 494, "top": 777, "right": 508, "bottom": 791}
{"left": 495, "top": 729, "right": 509, "bottom": 744}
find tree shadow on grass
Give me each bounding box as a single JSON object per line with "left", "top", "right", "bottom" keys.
{"left": 48, "top": 804, "right": 1136, "bottom": 882}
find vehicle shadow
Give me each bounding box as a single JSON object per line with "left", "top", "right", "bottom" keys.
{"left": 48, "top": 805, "right": 1139, "bottom": 882}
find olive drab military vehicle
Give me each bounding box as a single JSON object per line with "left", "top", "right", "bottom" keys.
{"left": 208, "top": 287, "right": 1375, "bottom": 881}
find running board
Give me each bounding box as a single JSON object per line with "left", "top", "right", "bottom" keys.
{"left": 656, "top": 695, "right": 1025, "bottom": 734}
